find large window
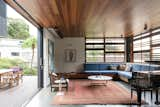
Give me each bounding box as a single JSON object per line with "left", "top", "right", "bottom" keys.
{"left": 152, "top": 32, "right": 160, "bottom": 61}
{"left": 105, "top": 38, "right": 125, "bottom": 62}
{"left": 85, "top": 38, "right": 104, "bottom": 62}
{"left": 85, "top": 38, "right": 125, "bottom": 62}
{"left": 133, "top": 28, "right": 160, "bottom": 63}
{"left": 133, "top": 33, "right": 150, "bottom": 62}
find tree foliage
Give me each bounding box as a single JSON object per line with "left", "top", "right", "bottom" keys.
{"left": 22, "top": 37, "right": 37, "bottom": 49}
{"left": 22, "top": 37, "right": 37, "bottom": 72}
{"left": 7, "top": 18, "right": 30, "bottom": 39}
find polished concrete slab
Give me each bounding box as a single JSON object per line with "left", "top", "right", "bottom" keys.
{"left": 0, "top": 76, "right": 38, "bottom": 107}
{"left": 26, "top": 80, "right": 160, "bottom": 107}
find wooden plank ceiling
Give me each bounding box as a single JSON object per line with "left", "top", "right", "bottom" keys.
{"left": 4, "top": 0, "right": 160, "bottom": 37}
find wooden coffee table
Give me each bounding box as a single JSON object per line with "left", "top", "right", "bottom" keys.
{"left": 88, "top": 75, "right": 112, "bottom": 86}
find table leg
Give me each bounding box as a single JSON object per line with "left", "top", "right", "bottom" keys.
{"left": 105, "top": 80, "right": 108, "bottom": 86}
{"left": 137, "top": 88, "right": 142, "bottom": 105}
{"left": 0, "top": 75, "right": 1, "bottom": 87}
{"left": 59, "top": 82, "right": 62, "bottom": 91}
{"left": 0, "top": 75, "right": 1, "bottom": 83}
{"left": 155, "top": 88, "right": 160, "bottom": 105}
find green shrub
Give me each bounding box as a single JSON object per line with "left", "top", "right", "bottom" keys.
{"left": 0, "top": 58, "right": 37, "bottom": 76}
{"left": 0, "top": 58, "right": 23, "bottom": 68}
{"left": 23, "top": 67, "right": 37, "bottom": 76}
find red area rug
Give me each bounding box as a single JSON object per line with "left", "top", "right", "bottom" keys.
{"left": 52, "top": 79, "right": 143, "bottom": 105}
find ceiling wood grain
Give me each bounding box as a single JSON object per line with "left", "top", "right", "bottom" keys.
{"left": 4, "top": 0, "right": 160, "bottom": 37}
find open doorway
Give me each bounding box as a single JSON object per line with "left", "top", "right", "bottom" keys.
{"left": 0, "top": 3, "right": 39, "bottom": 107}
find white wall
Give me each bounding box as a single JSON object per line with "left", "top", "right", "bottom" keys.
{"left": 55, "top": 37, "right": 85, "bottom": 73}
{"left": 43, "top": 29, "right": 85, "bottom": 87}
{"left": 43, "top": 28, "right": 56, "bottom": 87}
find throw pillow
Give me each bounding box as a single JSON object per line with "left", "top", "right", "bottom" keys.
{"left": 125, "top": 65, "right": 132, "bottom": 72}
{"left": 52, "top": 72, "right": 58, "bottom": 76}
{"left": 109, "top": 66, "right": 117, "bottom": 70}
{"left": 118, "top": 64, "right": 126, "bottom": 71}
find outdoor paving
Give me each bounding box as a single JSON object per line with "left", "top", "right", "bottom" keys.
{"left": 0, "top": 76, "right": 38, "bottom": 107}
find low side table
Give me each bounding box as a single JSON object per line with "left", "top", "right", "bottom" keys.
{"left": 88, "top": 75, "right": 112, "bottom": 86}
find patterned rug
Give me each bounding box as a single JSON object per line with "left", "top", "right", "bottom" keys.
{"left": 52, "top": 79, "right": 144, "bottom": 105}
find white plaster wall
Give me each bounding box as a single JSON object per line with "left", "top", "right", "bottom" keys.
{"left": 55, "top": 37, "right": 85, "bottom": 73}
{"left": 43, "top": 30, "right": 85, "bottom": 87}
{"left": 43, "top": 28, "right": 55, "bottom": 87}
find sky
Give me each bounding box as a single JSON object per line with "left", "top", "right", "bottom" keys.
{"left": 7, "top": 5, "right": 37, "bottom": 37}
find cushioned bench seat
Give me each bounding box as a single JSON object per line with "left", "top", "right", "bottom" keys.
{"left": 84, "top": 63, "right": 160, "bottom": 82}
{"left": 117, "top": 71, "right": 132, "bottom": 79}
{"left": 85, "top": 70, "right": 132, "bottom": 79}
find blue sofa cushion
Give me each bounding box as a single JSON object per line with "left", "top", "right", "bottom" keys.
{"left": 125, "top": 65, "right": 132, "bottom": 72}
{"left": 84, "top": 63, "right": 160, "bottom": 80}
{"left": 99, "top": 64, "right": 109, "bottom": 70}
{"left": 131, "top": 64, "right": 160, "bottom": 71}
{"left": 84, "top": 64, "right": 99, "bottom": 71}
{"left": 131, "top": 64, "right": 141, "bottom": 71}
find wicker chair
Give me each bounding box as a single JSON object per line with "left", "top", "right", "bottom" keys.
{"left": 130, "top": 71, "right": 153, "bottom": 104}
{"left": 49, "top": 72, "right": 69, "bottom": 92}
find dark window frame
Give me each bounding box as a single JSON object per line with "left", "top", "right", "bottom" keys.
{"left": 85, "top": 37, "right": 125, "bottom": 63}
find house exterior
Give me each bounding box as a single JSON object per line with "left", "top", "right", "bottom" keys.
{"left": 0, "top": 38, "right": 37, "bottom": 66}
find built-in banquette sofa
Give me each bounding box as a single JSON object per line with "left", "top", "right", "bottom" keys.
{"left": 84, "top": 63, "right": 160, "bottom": 82}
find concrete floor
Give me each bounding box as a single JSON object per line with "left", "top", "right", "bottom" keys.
{"left": 0, "top": 76, "right": 38, "bottom": 107}
{"left": 26, "top": 81, "right": 160, "bottom": 107}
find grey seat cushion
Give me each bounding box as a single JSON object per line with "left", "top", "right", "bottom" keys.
{"left": 85, "top": 70, "right": 118, "bottom": 74}
{"left": 117, "top": 71, "right": 132, "bottom": 79}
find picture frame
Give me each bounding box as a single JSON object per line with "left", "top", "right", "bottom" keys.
{"left": 65, "top": 49, "right": 76, "bottom": 62}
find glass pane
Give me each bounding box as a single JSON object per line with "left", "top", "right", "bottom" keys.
{"left": 142, "top": 52, "right": 150, "bottom": 62}
{"left": 133, "top": 40, "right": 141, "bottom": 51}
{"left": 134, "top": 35, "right": 141, "bottom": 40}
{"left": 152, "top": 47, "right": 160, "bottom": 61}
{"left": 141, "top": 32, "right": 150, "bottom": 38}
{"left": 86, "top": 50, "right": 104, "bottom": 62}
{"left": 105, "top": 38, "right": 124, "bottom": 43}
{"left": 152, "top": 34, "right": 160, "bottom": 45}
{"left": 86, "top": 39, "right": 104, "bottom": 43}
{"left": 134, "top": 53, "right": 142, "bottom": 62}
{"left": 86, "top": 45, "right": 104, "bottom": 49}
{"left": 134, "top": 37, "right": 150, "bottom": 51}
{"left": 152, "top": 54, "right": 160, "bottom": 61}
{"left": 142, "top": 38, "right": 150, "bottom": 50}
{"left": 134, "top": 32, "right": 150, "bottom": 40}
{"left": 152, "top": 28, "right": 160, "bottom": 33}
{"left": 152, "top": 47, "right": 160, "bottom": 53}
{"left": 105, "top": 53, "right": 124, "bottom": 62}
{"left": 105, "top": 45, "right": 124, "bottom": 51}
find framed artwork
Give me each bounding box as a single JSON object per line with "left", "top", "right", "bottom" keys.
{"left": 48, "top": 39, "right": 54, "bottom": 72}
{"left": 65, "top": 49, "right": 76, "bottom": 62}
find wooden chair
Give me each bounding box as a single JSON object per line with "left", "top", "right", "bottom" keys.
{"left": 49, "top": 72, "right": 69, "bottom": 92}
{"left": 13, "top": 71, "right": 23, "bottom": 85}
{"left": 2, "top": 72, "right": 19, "bottom": 87}
{"left": 11, "top": 67, "right": 23, "bottom": 83}
{"left": 130, "top": 72, "right": 153, "bottom": 104}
